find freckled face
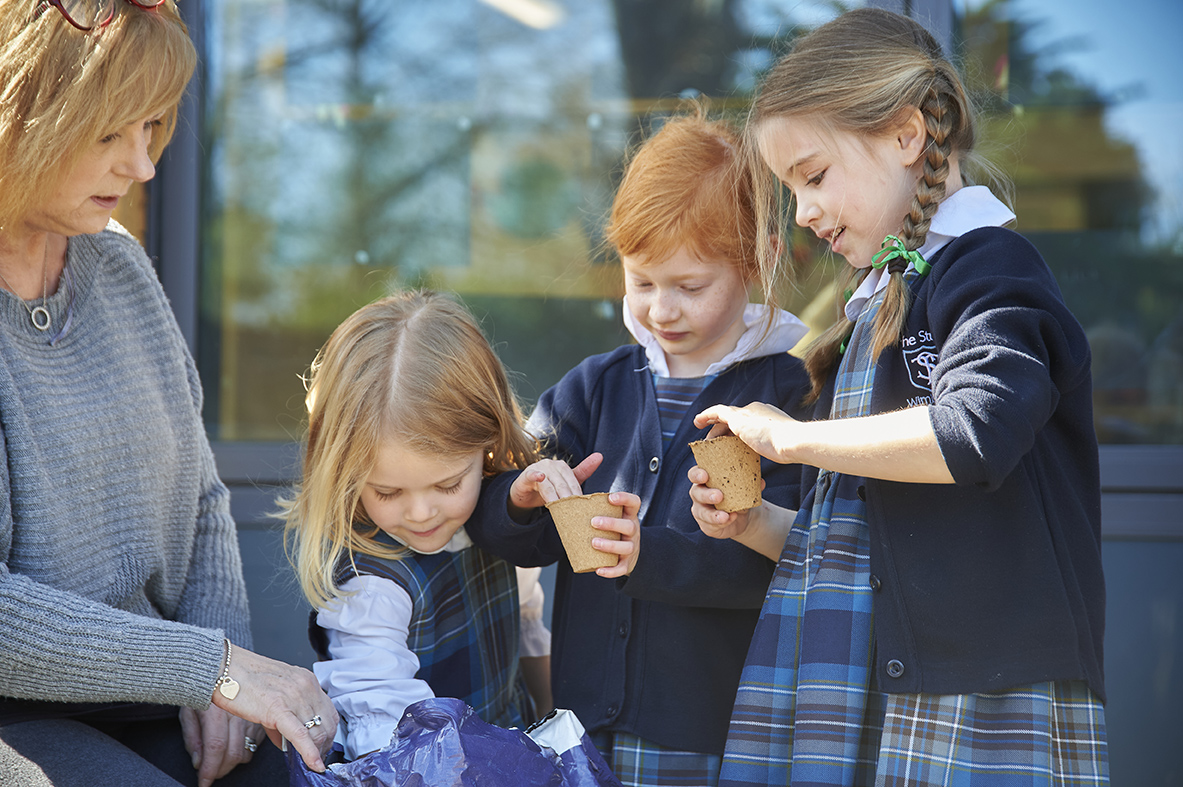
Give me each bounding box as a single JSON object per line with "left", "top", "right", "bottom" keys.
{"left": 623, "top": 245, "right": 751, "bottom": 378}
{"left": 359, "top": 440, "right": 485, "bottom": 554}
{"left": 23, "top": 116, "right": 161, "bottom": 238}
{"left": 757, "top": 116, "right": 916, "bottom": 269}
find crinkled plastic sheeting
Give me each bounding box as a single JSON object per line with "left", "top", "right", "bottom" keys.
{"left": 287, "top": 697, "right": 623, "bottom": 787}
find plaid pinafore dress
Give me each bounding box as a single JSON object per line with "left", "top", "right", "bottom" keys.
{"left": 719, "top": 279, "right": 1108, "bottom": 787}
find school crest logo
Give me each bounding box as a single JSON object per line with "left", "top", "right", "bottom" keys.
{"left": 902, "top": 336, "right": 939, "bottom": 392}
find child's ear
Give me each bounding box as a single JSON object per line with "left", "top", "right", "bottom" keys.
{"left": 896, "top": 107, "right": 928, "bottom": 168}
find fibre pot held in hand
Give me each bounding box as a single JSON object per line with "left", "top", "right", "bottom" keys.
{"left": 545, "top": 492, "right": 622, "bottom": 573}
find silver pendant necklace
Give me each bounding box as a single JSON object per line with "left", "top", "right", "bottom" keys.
{"left": 0, "top": 249, "right": 51, "bottom": 332}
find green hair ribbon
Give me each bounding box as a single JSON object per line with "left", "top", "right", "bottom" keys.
{"left": 870, "top": 235, "right": 931, "bottom": 277}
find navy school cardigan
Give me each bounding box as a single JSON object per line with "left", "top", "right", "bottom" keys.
{"left": 466, "top": 345, "right": 812, "bottom": 754}
{"left": 808, "top": 226, "right": 1106, "bottom": 702}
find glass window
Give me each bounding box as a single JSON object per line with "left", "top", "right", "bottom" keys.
{"left": 193, "top": 4, "right": 1183, "bottom": 776}
{"left": 961, "top": 0, "right": 1183, "bottom": 444}
{"left": 199, "top": 0, "right": 1183, "bottom": 445}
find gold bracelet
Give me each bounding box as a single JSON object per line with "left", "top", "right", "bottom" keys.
{"left": 214, "top": 638, "right": 241, "bottom": 700}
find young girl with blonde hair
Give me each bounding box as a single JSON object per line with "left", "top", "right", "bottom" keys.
{"left": 283, "top": 290, "right": 612, "bottom": 761}
{"left": 691, "top": 8, "right": 1107, "bottom": 786}
{"left": 463, "top": 109, "right": 813, "bottom": 787}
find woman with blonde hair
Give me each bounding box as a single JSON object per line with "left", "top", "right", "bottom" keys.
{"left": 0, "top": 2, "right": 336, "bottom": 785}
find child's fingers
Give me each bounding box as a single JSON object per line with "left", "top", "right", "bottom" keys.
{"left": 519, "top": 462, "right": 582, "bottom": 503}
{"left": 706, "top": 423, "right": 733, "bottom": 439}
{"left": 590, "top": 519, "right": 634, "bottom": 579}
{"left": 695, "top": 504, "right": 742, "bottom": 538}
{"left": 694, "top": 505, "right": 732, "bottom": 529}
{"left": 544, "top": 473, "right": 582, "bottom": 497}
{"left": 606, "top": 491, "right": 641, "bottom": 518}
{"left": 510, "top": 470, "right": 549, "bottom": 506}
{"left": 571, "top": 452, "right": 603, "bottom": 485}
{"left": 544, "top": 459, "right": 590, "bottom": 497}
{"left": 590, "top": 516, "right": 636, "bottom": 542}
{"left": 689, "top": 480, "right": 736, "bottom": 534}
{"left": 595, "top": 561, "right": 630, "bottom": 579}
{"left": 692, "top": 406, "right": 720, "bottom": 429}
{"left": 693, "top": 405, "right": 736, "bottom": 431}
{"left": 687, "top": 477, "right": 725, "bottom": 508}
{"left": 590, "top": 532, "right": 632, "bottom": 554}
{"left": 528, "top": 469, "right": 564, "bottom": 504}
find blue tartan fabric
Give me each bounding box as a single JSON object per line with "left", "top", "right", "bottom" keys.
{"left": 313, "top": 537, "right": 532, "bottom": 729}
{"left": 719, "top": 270, "right": 1110, "bottom": 785}
{"left": 875, "top": 681, "right": 1108, "bottom": 786}
{"left": 591, "top": 729, "right": 723, "bottom": 787}
{"left": 718, "top": 289, "right": 888, "bottom": 787}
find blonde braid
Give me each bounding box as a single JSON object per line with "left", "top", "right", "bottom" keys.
{"left": 901, "top": 85, "right": 954, "bottom": 251}
{"left": 870, "top": 83, "right": 956, "bottom": 358}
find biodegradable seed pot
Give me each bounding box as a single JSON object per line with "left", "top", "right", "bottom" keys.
{"left": 545, "top": 492, "right": 622, "bottom": 573}
{"left": 689, "top": 435, "right": 763, "bottom": 512}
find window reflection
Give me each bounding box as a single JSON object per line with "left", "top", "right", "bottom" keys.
{"left": 199, "top": 0, "right": 1183, "bottom": 443}
{"left": 965, "top": 0, "right": 1183, "bottom": 444}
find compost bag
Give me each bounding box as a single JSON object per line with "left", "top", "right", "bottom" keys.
{"left": 287, "top": 697, "right": 622, "bottom": 787}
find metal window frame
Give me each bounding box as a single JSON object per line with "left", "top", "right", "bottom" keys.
{"left": 154, "top": 0, "right": 1183, "bottom": 537}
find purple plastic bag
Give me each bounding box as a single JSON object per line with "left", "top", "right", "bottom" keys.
{"left": 286, "top": 698, "right": 622, "bottom": 787}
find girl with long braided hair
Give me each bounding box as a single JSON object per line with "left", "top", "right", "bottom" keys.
{"left": 688, "top": 8, "right": 1108, "bottom": 786}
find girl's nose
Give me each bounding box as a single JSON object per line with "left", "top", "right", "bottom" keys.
{"left": 649, "top": 290, "right": 679, "bottom": 324}
{"left": 794, "top": 196, "right": 819, "bottom": 228}
{"left": 405, "top": 496, "right": 435, "bottom": 523}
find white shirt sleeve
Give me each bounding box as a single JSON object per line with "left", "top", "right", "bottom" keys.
{"left": 515, "top": 566, "right": 552, "bottom": 658}
{"left": 313, "top": 574, "right": 435, "bottom": 760}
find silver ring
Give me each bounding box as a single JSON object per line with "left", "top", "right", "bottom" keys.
{"left": 303, "top": 715, "right": 322, "bottom": 729}
{"left": 244, "top": 736, "right": 258, "bottom": 752}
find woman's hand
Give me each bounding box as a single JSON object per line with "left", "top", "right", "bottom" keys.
{"left": 180, "top": 705, "right": 265, "bottom": 787}
{"left": 209, "top": 646, "right": 338, "bottom": 773}
{"left": 509, "top": 453, "right": 603, "bottom": 512}
{"left": 694, "top": 402, "right": 798, "bottom": 464}
{"left": 591, "top": 491, "right": 641, "bottom": 579}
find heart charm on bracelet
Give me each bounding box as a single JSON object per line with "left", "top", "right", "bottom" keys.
{"left": 215, "top": 639, "right": 241, "bottom": 700}
{"left": 218, "top": 676, "right": 241, "bottom": 700}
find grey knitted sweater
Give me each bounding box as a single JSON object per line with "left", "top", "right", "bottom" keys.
{"left": 0, "top": 222, "right": 251, "bottom": 711}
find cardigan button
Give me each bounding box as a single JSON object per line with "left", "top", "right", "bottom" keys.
{"left": 869, "top": 574, "right": 882, "bottom": 592}
{"left": 617, "top": 623, "right": 628, "bottom": 638}
{"left": 648, "top": 456, "right": 660, "bottom": 473}
{"left": 857, "top": 485, "right": 866, "bottom": 501}
{"left": 886, "top": 659, "right": 905, "bottom": 678}
{"left": 607, "top": 704, "right": 618, "bottom": 716}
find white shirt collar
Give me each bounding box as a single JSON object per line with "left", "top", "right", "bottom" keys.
{"left": 393, "top": 525, "right": 473, "bottom": 555}
{"left": 844, "top": 186, "right": 1015, "bottom": 321}
{"left": 623, "top": 299, "right": 809, "bottom": 378}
